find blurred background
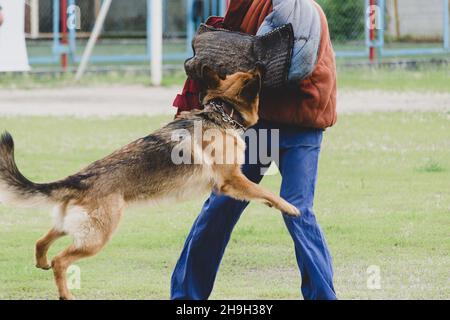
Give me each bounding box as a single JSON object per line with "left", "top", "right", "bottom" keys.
{"left": 0, "top": 0, "right": 449, "bottom": 300}
{"left": 2, "top": 0, "right": 450, "bottom": 77}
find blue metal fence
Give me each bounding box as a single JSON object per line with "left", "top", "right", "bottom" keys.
{"left": 28, "top": 0, "right": 450, "bottom": 67}
{"left": 376, "top": 0, "right": 450, "bottom": 57}
{"left": 29, "top": 0, "right": 226, "bottom": 66}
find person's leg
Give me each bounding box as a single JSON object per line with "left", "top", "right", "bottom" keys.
{"left": 170, "top": 192, "right": 250, "bottom": 299}
{"left": 276, "top": 128, "right": 336, "bottom": 300}
{"left": 171, "top": 127, "right": 268, "bottom": 300}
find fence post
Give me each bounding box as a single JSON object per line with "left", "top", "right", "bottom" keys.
{"left": 444, "top": 0, "right": 449, "bottom": 51}
{"left": 52, "top": 0, "right": 60, "bottom": 63}
{"left": 68, "top": 0, "right": 77, "bottom": 63}
{"left": 163, "top": 0, "right": 168, "bottom": 35}
{"left": 146, "top": 0, "right": 152, "bottom": 62}
{"left": 61, "top": 0, "right": 68, "bottom": 70}
{"left": 379, "top": 0, "right": 385, "bottom": 57}
{"left": 30, "top": 0, "right": 40, "bottom": 39}
{"left": 219, "top": 0, "right": 227, "bottom": 17}
{"left": 186, "top": 0, "right": 194, "bottom": 55}
{"left": 364, "top": 0, "right": 370, "bottom": 59}
{"left": 369, "top": 0, "right": 376, "bottom": 62}
{"left": 203, "top": 0, "right": 210, "bottom": 22}
{"left": 150, "top": 0, "right": 163, "bottom": 86}
{"left": 212, "top": 0, "right": 217, "bottom": 16}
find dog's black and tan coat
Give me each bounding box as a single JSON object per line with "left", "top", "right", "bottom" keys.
{"left": 0, "top": 68, "right": 299, "bottom": 300}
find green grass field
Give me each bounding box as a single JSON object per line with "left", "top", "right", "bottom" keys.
{"left": 0, "top": 112, "right": 448, "bottom": 300}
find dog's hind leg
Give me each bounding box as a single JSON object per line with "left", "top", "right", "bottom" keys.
{"left": 51, "top": 243, "right": 102, "bottom": 300}
{"left": 35, "top": 228, "right": 66, "bottom": 270}
{"left": 51, "top": 196, "right": 125, "bottom": 300}
{"left": 35, "top": 203, "right": 70, "bottom": 270}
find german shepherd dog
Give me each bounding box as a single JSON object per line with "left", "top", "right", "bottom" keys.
{"left": 0, "top": 67, "right": 299, "bottom": 300}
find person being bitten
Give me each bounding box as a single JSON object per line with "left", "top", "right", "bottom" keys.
{"left": 172, "top": 0, "right": 338, "bottom": 300}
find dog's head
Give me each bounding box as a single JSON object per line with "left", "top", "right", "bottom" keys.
{"left": 200, "top": 66, "right": 262, "bottom": 128}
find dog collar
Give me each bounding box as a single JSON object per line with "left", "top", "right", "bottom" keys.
{"left": 206, "top": 100, "right": 246, "bottom": 133}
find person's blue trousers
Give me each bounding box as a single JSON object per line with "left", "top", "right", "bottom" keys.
{"left": 171, "top": 120, "right": 336, "bottom": 300}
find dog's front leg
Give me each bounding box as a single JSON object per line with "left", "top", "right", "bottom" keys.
{"left": 216, "top": 168, "right": 300, "bottom": 216}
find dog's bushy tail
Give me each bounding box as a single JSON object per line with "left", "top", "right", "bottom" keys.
{"left": 0, "top": 132, "right": 78, "bottom": 207}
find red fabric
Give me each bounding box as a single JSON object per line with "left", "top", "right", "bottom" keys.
{"left": 222, "top": 0, "right": 253, "bottom": 31}
{"left": 172, "top": 77, "right": 201, "bottom": 114}
{"left": 233, "top": 0, "right": 272, "bottom": 35}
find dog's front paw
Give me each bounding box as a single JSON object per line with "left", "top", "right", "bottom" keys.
{"left": 276, "top": 199, "right": 300, "bottom": 217}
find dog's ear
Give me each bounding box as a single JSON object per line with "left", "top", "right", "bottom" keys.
{"left": 201, "top": 65, "right": 221, "bottom": 89}
{"left": 239, "top": 70, "right": 262, "bottom": 102}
